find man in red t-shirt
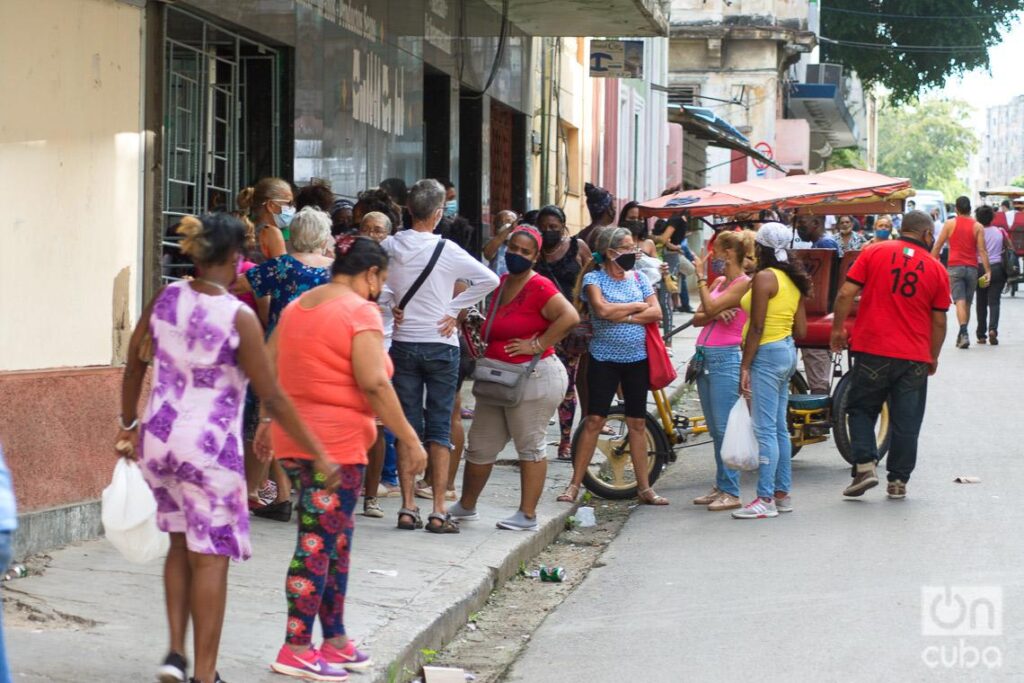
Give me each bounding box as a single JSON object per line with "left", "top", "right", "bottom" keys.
{"left": 830, "top": 210, "right": 951, "bottom": 500}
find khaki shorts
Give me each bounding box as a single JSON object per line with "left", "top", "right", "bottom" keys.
{"left": 465, "top": 356, "right": 569, "bottom": 465}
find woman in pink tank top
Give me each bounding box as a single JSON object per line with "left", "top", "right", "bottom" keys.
{"left": 689, "top": 231, "right": 753, "bottom": 511}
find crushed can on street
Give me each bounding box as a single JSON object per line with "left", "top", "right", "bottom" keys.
{"left": 539, "top": 565, "right": 565, "bottom": 582}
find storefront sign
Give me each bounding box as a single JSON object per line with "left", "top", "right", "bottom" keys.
{"left": 297, "top": 0, "right": 381, "bottom": 42}
{"left": 352, "top": 47, "right": 406, "bottom": 135}
{"left": 425, "top": 0, "right": 452, "bottom": 54}
{"left": 589, "top": 40, "right": 643, "bottom": 79}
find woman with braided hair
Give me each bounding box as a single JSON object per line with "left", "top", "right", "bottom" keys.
{"left": 117, "top": 213, "right": 328, "bottom": 683}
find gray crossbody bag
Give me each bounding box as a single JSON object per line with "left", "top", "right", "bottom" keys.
{"left": 471, "top": 279, "right": 541, "bottom": 408}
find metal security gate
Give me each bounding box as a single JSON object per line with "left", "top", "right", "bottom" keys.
{"left": 162, "top": 6, "right": 281, "bottom": 282}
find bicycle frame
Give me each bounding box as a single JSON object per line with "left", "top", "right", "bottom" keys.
{"left": 652, "top": 388, "right": 708, "bottom": 449}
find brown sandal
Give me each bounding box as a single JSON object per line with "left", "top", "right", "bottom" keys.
{"left": 638, "top": 488, "right": 669, "bottom": 506}
{"left": 557, "top": 484, "right": 580, "bottom": 503}
{"left": 397, "top": 507, "right": 423, "bottom": 530}
{"left": 425, "top": 512, "right": 460, "bottom": 534}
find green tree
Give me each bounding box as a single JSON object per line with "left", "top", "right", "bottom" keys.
{"left": 825, "top": 147, "right": 866, "bottom": 170}
{"left": 822, "top": 1, "right": 1024, "bottom": 102}
{"left": 877, "top": 98, "right": 977, "bottom": 197}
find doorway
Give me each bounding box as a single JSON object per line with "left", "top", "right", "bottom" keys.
{"left": 424, "top": 66, "right": 451, "bottom": 183}
{"left": 161, "top": 6, "right": 285, "bottom": 282}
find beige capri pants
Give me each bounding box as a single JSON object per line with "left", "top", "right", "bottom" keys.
{"left": 465, "top": 355, "right": 569, "bottom": 465}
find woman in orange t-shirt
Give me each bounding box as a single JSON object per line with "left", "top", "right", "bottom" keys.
{"left": 256, "top": 235, "right": 426, "bottom": 679}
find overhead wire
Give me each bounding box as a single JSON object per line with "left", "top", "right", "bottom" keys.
{"left": 818, "top": 36, "right": 990, "bottom": 52}
{"left": 822, "top": 5, "right": 1006, "bottom": 21}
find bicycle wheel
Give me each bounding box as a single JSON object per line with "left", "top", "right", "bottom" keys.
{"left": 831, "top": 372, "right": 891, "bottom": 465}
{"left": 572, "top": 405, "right": 671, "bottom": 500}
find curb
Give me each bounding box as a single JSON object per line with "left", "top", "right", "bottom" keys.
{"left": 368, "top": 499, "right": 580, "bottom": 683}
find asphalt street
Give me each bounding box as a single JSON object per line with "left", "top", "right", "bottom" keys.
{"left": 507, "top": 296, "right": 1024, "bottom": 682}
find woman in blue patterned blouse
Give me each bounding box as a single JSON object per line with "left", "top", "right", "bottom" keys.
{"left": 558, "top": 226, "right": 668, "bottom": 506}
{"left": 232, "top": 206, "right": 333, "bottom": 521}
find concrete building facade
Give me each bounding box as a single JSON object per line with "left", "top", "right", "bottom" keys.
{"left": 667, "top": 0, "right": 815, "bottom": 185}
{"left": 978, "top": 95, "right": 1024, "bottom": 193}
{"left": 0, "top": 0, "right": 670, "bottom": 556}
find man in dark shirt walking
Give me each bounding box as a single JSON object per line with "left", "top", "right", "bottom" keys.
{"left": 831, "top": 211, "right": 951, "bottom": 500}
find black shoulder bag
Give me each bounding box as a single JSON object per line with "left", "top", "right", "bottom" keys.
{"left": 396, "top": 240, "right": 446, "bottom": 310}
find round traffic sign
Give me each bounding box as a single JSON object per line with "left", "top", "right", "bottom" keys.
{"left": 752, "top": 141, "right": 773, "bottom": 170}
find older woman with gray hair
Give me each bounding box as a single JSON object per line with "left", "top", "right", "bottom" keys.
{"left": 237, "top": 206, "right": 333, "bottom": 336}
{"left": 558, "top": 226, "right": 667, "bottom": 506}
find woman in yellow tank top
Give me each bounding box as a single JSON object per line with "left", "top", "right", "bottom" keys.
{"left": 731, "top": 223, "right": 810, "bottom": 520}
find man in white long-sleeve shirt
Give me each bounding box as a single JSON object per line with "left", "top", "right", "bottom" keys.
{"left": 384, "top": 179, "right": 499, "bottom": 531}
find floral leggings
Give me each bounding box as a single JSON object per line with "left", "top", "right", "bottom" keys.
{"left": 281, "top": 460, "right": 365, "bottom": 646}
{"left": 555, "top": 347, "right": 582, "bottom": 458}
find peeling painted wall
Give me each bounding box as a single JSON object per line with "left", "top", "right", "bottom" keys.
{"left": 0, "top": 0, "right": 143, "bottom": 372}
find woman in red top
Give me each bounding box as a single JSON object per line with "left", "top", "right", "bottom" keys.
{"left": 258, "top": 235, "right": 427, "bottom": 680}
{"left": 448, "top": 227, "right": 579, "bottom": 531}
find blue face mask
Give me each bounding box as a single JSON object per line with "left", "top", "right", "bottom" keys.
{"left": 875, "top": 229, "right": 891, "bottom": 241}
{"left": 444, "top": 199, "right": 458, "bottom": 217}
{"left": 274, "top": 205, "right": 296, "bottom": 230}
{"left": 711, "top": 258, "right": 727, "bottom": 272}
{"left": 504, "top": 252, "right": 533, "bottom": 275}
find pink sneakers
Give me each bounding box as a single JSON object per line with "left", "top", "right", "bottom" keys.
{"left": 321, "top": 640, "right": 373, "bottom": 671}
{"left": 271, "top": 645, "right": 348, "bottom": 681}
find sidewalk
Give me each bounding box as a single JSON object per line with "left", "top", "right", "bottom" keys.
{"left": 4, "top": 326, "right": 697, "bottom": 683}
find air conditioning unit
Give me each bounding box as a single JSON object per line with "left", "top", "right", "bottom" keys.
{"left": 668, "top": 84, "right": 700, "bottom": 107}
{"left": 806, "top": 63, "right": 843, "bottom": 87}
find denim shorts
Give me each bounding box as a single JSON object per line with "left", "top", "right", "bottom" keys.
{"left": 389, "top": 341, "right": 460, "bottom": 448}
{"left": 948, "top": 265, "right": 977, "bottom": 304}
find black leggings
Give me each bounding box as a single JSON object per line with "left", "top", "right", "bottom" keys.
{"left": 586, "top": 358, "right": 650, "bottom": 418}
{"left": 976, "top": 262, "right": 1007, "bottom": 336}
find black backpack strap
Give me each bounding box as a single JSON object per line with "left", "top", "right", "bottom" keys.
{"left": 398, "top": 240, "right": 446, "bottom": 310}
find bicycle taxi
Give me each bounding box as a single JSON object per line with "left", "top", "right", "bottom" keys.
{"left": 573, "top": 169, "right": 914, "bottom": 499}
{"left": 980, "top": 185, "right": 1024, "bottom": 296}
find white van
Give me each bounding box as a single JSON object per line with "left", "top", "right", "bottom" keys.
{"left": 909, "top": 190, "right": 947, "bottom": 223}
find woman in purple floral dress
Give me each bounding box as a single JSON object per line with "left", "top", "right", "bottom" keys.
{"left": 117, "top": 213, "right": 335, "bottom": 683}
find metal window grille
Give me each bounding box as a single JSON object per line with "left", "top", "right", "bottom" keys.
{"left": 161, "top": 6, "right": 280, "bottom": 282}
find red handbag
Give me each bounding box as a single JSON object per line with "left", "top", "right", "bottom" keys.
{"left": 645, "top": 322, "right": 676, "bottom": 390}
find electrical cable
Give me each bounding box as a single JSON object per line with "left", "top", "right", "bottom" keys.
{"left": 822, "top": 5, "right": 1005, "bottom": 21}
{"left": 819, "top": 35, "right": 990, "bottom": 52}
{"left": 461, "top": 0, "right": 510, "bottom": 98}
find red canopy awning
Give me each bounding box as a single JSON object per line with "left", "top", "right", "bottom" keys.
{"left": 639, "top": 169, "right": 914, "bottom": 219}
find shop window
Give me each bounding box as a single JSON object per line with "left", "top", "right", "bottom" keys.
{"left": 557, "top": 122, "right": 580, "bottom": 201}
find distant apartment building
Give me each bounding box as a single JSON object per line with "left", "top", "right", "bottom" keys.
{"left": 978, "top": 95, "right": 1024, "bottom": 193}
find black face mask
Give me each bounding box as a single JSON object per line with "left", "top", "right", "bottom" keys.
{"left": 505, "top": 252, "right": 533, "bottom": 275}
{"left": 541, "top": 230, "right": 563, "bottom": 249}
{"left": 614, "top": 252, "right": 637, "bottom": 271}
{"left": 624, "top": 219, "right": 648, "bottom": 239}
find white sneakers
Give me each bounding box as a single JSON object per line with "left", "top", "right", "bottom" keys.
{"left": 731, "top": 497, "right": 779, "bottom": 519}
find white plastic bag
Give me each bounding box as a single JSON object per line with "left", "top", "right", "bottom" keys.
{"left": 575, "top": 506, "right": 597, "bottom": 528}
{"left": 101, "top": 458, "right": 168, "bottom": 563}
{"left": 721, "top": 398, "right": 760, "bottom": 471}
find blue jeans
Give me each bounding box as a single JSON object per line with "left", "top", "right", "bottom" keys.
{"left": 389, "top": 341, "right": 460, "bottom": 448}
{"left": 695, "top": 345, "right": 742, "bottom": 497}
{"left": 382, "top": 428, "right": 398, "bottom": 486}
{"left": 750, "top": 338, "right": 797, "bottom": 499}
{"left": 0, "top": 530, "right": 12, "bottom": 683}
